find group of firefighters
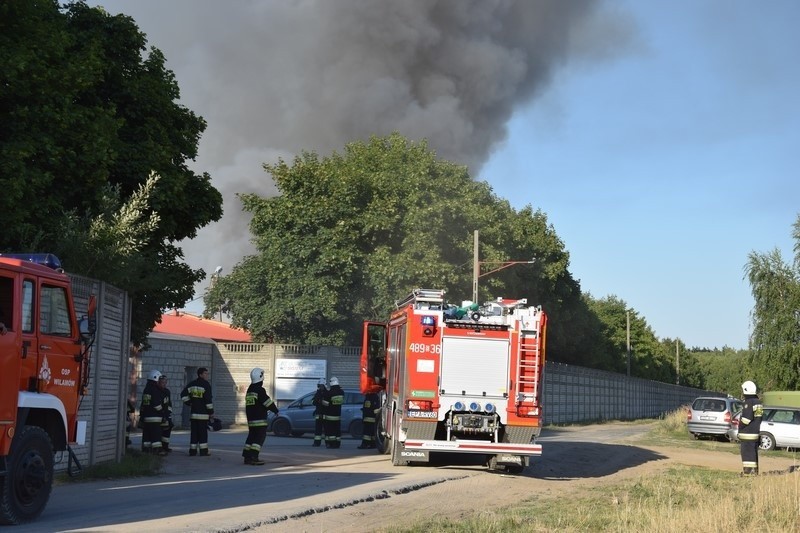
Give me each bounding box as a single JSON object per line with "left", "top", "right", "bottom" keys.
{"left": 310, "top": 377, "right": 380, "bottom": 449}
{"left": 134, "top": 367, "right": 216, "bottom": 457}
{"left": 129, "top": 367, "right": 381, "bottom": 465}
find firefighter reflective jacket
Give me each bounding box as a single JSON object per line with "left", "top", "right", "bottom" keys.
{"left": 323, "top": 385, "right": 344, "bottom": 420}
{"left": 181, "top": 377, "right": 214, "bottom": 421}
{"left": 739, "top": 394, "right": 763, "bottom": 438}
{"left": 140, "top": 380, "right": 165, "bottom": 423}
{"left": 245, "top": 382, "right": 279, "bottom": 426}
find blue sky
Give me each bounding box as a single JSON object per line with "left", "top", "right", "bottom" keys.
{"left": 483, "top": 1, "right": 799, "bottom": 348}
{"left": 93, "top": 1, "right": 799, "bottom": 349}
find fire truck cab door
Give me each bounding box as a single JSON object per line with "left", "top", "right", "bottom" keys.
{"left": 0, "top": 270, "right": 21, "bottom": 432}
{"left": 21, "top": 278, "right": 76, "bottom": 396}
{"left": 361, "top": 321, "right": 387, "bottom": 392}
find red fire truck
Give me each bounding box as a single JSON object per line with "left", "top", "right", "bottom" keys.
{"left": 0, "top": 253, "right": 96, "bottom": 524}
{"left": 361, "top": 288, "right": 547, "bottom": 473}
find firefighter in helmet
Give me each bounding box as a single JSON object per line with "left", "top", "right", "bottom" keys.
{"left": 158, "top": 374, "right": 174, "bottom": 453}
{"left": 140, "top": 369, "right": 167, "bottom": 455}
{"left": 181, "top": 367, "right": 214, "bottom": 456}
{"left": 738, "top": 380, "right": 763, "bottom": 475}
{"left": 312, "top": 378, "right": 327, "bottom": 447}
{"left": 243, "top": 367, "right": 279, "bottom": 465}
{"left": 322, "top": 376, "right": 344, "bottom": 448}
{"left": 358, "top": 392, "right": 380, "bottom": 449}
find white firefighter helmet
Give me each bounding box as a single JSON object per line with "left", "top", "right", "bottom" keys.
{"left": 742, "top": 380, "right": 757, "bottom": 395}
{"left": 250, "top": 367, "right": 265, "bottom": 384}
{"left": 329, "top": 376, "right": 339, "bottom": 387}
{"left": 148, "top": 369, "right": 162, "bottom": 381}
{"left": 318, "top": 378, "right": 326, "bottom": 386}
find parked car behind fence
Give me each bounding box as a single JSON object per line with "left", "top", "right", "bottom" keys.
{"left": 267, "top": 389, "right": 365, "bottom": 439}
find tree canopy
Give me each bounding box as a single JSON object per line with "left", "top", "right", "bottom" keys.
{"left": 0, "top": 1, "right": 223, "bottom": 344}
{"left": 745, "top": 214, "right": 800, "bottom": 390}
{"left": 205, "top": 133, "right": 589, "bottom": 355}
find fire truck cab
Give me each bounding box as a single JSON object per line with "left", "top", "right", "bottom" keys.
{"left": 0, "top": 253, "right": 95, "bottom": 524}
{"left": 361, "top": 289, "right": 546, "bottom": 474}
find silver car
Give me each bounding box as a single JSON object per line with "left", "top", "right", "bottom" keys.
{"left": 687, "top": 396, "right": 742, "bottom": 441}
{"left": 734, "top": 406, "right": 800, "bottom": 450}
{"left": 267, "top": 389, "right": 365, "bottom": 439}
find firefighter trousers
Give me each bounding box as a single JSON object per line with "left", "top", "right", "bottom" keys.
{"left": 243, "top": 426, "right": 268, "bottom": 461}
{"left": 740, "top": 436, "right": 759, "bottom": 474}
{"left": 189, "top": 418, "right": 210, "bottom": 455}
{"left": 313, "top": 414, "right": 325, "bottom": 445}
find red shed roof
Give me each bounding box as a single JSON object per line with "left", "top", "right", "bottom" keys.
{"left": 153, "top": 310, "right": 252, "bottom": 342}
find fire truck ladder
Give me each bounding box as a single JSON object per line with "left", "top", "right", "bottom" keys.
{"left": 516, "top": 330, "right": 541, "bottom": 405}
{"left": 395, "top": 288, "right": 445, "bottom": 309}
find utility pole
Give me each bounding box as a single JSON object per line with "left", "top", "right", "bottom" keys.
{"left": 626, "top": 311, "right": 631, "bottom": 377}
{"left": 211, "top": 265, "right": 223, "bottom": 321}
{"left": 676, "top": 339, "right": 680, "bottom": 385}
{"left": 472, "top": 230, "right": 480, "bottom": 303}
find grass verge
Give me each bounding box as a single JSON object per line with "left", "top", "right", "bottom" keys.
{"left": 386, "top": 407, "right": 800, "bottom": 532}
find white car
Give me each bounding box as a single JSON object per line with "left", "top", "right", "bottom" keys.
{"left": 734, "top": 406, "right": 800, "bottom": 450}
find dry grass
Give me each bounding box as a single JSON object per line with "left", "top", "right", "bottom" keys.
{"left": 388, "top": 408, "right": 800, "bottom": 532}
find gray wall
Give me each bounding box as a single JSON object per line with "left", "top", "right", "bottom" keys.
{"left": 138, "top": 341, "right": 360, "bottom": 427}
{"left": 138, "top": 339, "right": 715, "bottom": 429}
{"left": 543, "top": 361, "right": 714, "bottom": 424}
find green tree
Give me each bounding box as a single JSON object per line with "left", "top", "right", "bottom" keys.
{"left": 0, "top": 1, "right": 223, "bottom": 345}
{"left": 745, "top": 214, "right": 800, "bottom": 390}
{"left": 691, "top": 347, "right": 748, "bottom": 396}
{"left": 206, "top": 133, "right": 586, "bottom": 357}
{"left": 582, "top": 294, "right": 672, "bottom": 380}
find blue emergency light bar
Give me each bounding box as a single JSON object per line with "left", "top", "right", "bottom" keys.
{"left": 0, "top": 253, "right": 64, "bottom": 271}
{"left": 421, "top": 315, "right": 436, "bottom": 326}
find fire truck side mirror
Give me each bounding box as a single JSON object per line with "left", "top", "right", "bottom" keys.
{"left": 79, "top": 294, "right": 97, "bottom": 341}
{"left": 79, "top": 315, "right": 96, "bottom": 340}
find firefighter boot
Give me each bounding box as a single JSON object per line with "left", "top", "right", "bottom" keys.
{"left": 250, "top": 456, "right": 265, "bottom": 466}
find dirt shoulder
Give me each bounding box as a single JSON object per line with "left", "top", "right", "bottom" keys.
{"left": 259, "top": 423, "right": 799, "bottom": 533}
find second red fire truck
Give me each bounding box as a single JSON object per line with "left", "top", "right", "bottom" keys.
{"left": 361, "top": 289, "right": 547, "bottom": 473}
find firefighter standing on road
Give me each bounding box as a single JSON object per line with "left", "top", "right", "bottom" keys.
{"left": 738, "top": 380, "right": 763, "bottom": 476}
{"left": 312, "top": 378, "right": 327, "bottom": 447}
{"left": 140, "top": 369, "right": 166, "bottom": 455}
{"left": 242, "top": 367, "right": 279, "bottom": 465}
{"left": 158, "top": 374, "right": 174, "bottom": 453}
{"left": 323, "top": 376, "right": 344, "bottom": 448}
{"left": 181, "top": 367, "right": 214, "bottom": 456}
{"left": 358, "top": 392, "right": 379, "bottom": 449}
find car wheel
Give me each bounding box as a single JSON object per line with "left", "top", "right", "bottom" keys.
{"left": 759, "top": 432, "right": 776, "bottom": 451}
{"left": 349, "top": 419, "right": 363, "bottom": 440}
{"left": 272, "top": 418, "right": 291, "bottom": 437}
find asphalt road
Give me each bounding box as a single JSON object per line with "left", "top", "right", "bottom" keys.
{"left": 14, "top": 423, "right": 654, "bottom": 532}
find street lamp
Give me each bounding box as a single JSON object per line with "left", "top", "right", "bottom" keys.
{"left": 471, "top": 230, "right": 534, "bottom": 303}
{"left": 210, "top": 266, "right": 223, "bottom": 321}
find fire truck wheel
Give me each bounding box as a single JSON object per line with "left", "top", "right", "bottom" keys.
{"left": 504, "top": 464, "right": 525, "bottom": 475}
{"left": 0, "top": 425, "right": 54, "bottom": 525}
{"left": 375, "top": 417, "right": 391, "bottom": 455}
